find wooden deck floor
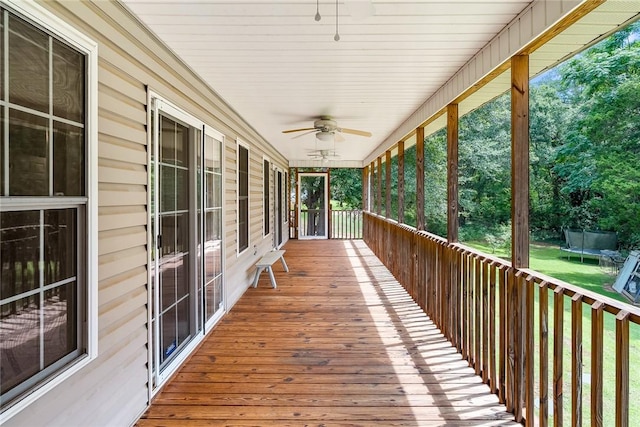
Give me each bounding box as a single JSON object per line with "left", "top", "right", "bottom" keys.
{"left": 137, "top": 240, "right": 517, "bottom": 426}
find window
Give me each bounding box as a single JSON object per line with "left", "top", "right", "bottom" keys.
{"left": 263, "top": 158, "right": 270, "bottom": 236}
{"left": 237, "top": 141, "right": 249, "bottom": 253}
{"left": 0, "top": 1, "right": 97, "bottom": 419}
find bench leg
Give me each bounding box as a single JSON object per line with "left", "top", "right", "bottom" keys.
{"left": 267, "top": 266, "right": 277, "bottom": 289}
{"left": 280, "top": 256, "right": 289, "bottom": 273}
{"left": 252, "top": 267, "right": 265, "bottom": 288}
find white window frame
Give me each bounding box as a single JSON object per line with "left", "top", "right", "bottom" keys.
{"left": 0, "top": 0, "right": 98, "bottom": 422}
{"left": 262, "top": 155, "right": 271, "bottom": 238}
{"left": 236, "top": 139, "right": 250, "bottom": 256}
{"left": 284, "top": 171, "right": 289, "bottom": 224}
{"left": 272, "top": 166, "right": 286, "bottom": 249}
{"left": 203, "top": 125, "right": 226, "bottom": 332}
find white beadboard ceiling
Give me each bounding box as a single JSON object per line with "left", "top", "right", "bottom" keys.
{"left": 121, "top": 0, "right": 640, "bottom": 168}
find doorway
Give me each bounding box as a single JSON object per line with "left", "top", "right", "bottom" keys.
{"left": 298, "top": 173, "right": 328, "bottom": 240}
{"left": 149, "top": 96, "right": 224, "bottom": 389}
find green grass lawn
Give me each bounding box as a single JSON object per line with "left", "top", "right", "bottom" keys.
{"left": 469, "top": 240, "right": 625, "bottom": 302}
{"left": 467, "top": 240, "right": 639, "bottom": 425}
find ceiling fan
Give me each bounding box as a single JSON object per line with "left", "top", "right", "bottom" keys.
{"left": 282, "top": 116, "right": 372, "bottom": 141}
{"left": 307, "top": 149, "right": 340, "bottom": 162}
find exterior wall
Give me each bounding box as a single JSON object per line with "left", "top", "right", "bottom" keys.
{"left": 4, "top": 1, "right": 287, "bottom": 426}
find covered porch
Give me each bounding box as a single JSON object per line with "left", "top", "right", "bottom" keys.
{"left": 137, "top": 239, "right": 517, "bottom": 426}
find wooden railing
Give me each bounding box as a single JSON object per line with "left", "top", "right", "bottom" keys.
{"left": 289, "top": 209, "right": 363, "bottom": 240}
{"left": 363, "top": 212, "right": 639, "bottom": 427}
{"left": 330, "top": 209, "right": 363, "bottom": 239}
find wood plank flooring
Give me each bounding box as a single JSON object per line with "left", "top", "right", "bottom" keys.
{"left": 137, "top": 239, "right": 517, "bottom": 426}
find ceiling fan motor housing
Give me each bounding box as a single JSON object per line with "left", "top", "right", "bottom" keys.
{"left": 314, "top": 118, "right": 338, "bottom": 132}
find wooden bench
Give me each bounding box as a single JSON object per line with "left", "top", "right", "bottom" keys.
{"left": 252, "top": 250, "right": 289, "bottom": 289}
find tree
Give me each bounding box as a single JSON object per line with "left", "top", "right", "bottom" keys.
{"left": 330, "top": 168, "right": 362, "bottom": 209}
{"left": 554, "top": 22, "right": 640, "bottom": 246}
{"left": 423, "top": 130, "right": 448, "bottom": 237}
{"left": 458, "top": 94, "right": 512, "bottom": 240}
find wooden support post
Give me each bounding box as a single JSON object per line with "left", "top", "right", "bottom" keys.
{"left": 327, "top": 169, "right": 332, "bottom": 239}
{"left": 376, "top": 157, "right": 382, "bottom": 215}
{"left": 370, "top": 161, "right": 376, "bottom": 214}
{"left": 294, "top": 167, "right": 299, "bottom": 239}
{"left": 447, "top": 104, "right": 459, "bottom": 243}
{"left": 385, "top": 150, "right": 392, "bottom": 218}
{"left": 416, "top": 126, "right": 425, "bottom": 231}
{"left": 397, "top": 140, "right": 405, "bottom": 224}
{"left": 511, "top": 54, "right": 529, "bottom": 268}
{"left": 362, "top": 166, "right": 369, "bottom": 212}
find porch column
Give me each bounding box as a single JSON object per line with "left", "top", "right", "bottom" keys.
{"left": 397, "top": 140, "right": 405, "bottom": 224}
{"left": 294, "top": 167, "right": 299, "bottom": 239}
{"left": 370, "top": 161, "right": 376, "bottom": 213}
{"left": 511, "top": 54, "right": 529, "bottom": 268}
{"left": 385, "top": 150, "right": 392, "bottom": 218}
{"left": 447, "top": 104, "right": 459, "bottom": 243}
{"left": 376, "top": 157, "right": 382, "bottom": 215}
{"left": 511, "top": 53, "right": 530, "bottom": 425}
{"left": 362, "top": 165, "right": 369, "bottom": 211}
{"left": 416, "top": 126, "right": 425, "bottom": 231}
{"left": 327, "top": 168, "right": 332, "bottom": 239}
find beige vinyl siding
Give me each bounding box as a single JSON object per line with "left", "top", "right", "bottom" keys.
{"left": 249, "top": 156, "right": 264, "bottom": 240}
{"left": 5, "top": 1, "right": 287, "bottom": 426}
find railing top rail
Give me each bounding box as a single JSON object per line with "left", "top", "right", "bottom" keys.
{"left": 451, "top": 242, "right": 511, "bottom": 267}
{"left": 521, "top": 268, "right": 640, "bottom": 322}
{"left": 364, "top": 212, "right": 448, "bottom": 245}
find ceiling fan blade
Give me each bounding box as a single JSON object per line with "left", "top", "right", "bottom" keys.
{"left": 335, "top": 132, "right": 346, "bottom": 143}
{"left": 339, "top": 127, "right": 372, "bottom": 137}
{"left": 291, "top": 130, "right": 318, "bottom": 139}
{"left": 282, "top": 127, "right": 315, "bottom": 134}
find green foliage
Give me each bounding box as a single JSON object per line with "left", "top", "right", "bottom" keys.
{"left": 458, "top": 94, "right": 511, "bottom": 240}
{"left": 485, "top": 221, "right": 512, "bottom": 255}
{"left": 424, "top": 130, "right": 448, "bottom": 237}
{"left": 457, "top": 22, "right": 640, "bottom": 248}
{"left": 403, "top": 145, "right": 418, "bottom": 228}
{"left": 320, "top": 23, "right": 640, "bottom": 250}
{"left": 330, "top": 168, "right": 362, "bottom": 209}
{"left": 551, "top": 22, "right": 640, "bottom": 247}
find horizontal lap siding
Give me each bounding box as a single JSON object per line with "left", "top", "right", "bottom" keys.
{"left": 5, "top": 1, "right": 287, "bottom": 426}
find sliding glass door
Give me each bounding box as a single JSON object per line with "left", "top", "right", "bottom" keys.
{"left": 149, "top": 97, "right": 224, "bottom": 387}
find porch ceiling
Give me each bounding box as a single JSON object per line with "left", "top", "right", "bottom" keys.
{"left": 121, "top": 1, "right": 639, "bottom": 168}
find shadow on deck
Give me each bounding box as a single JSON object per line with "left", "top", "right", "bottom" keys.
{"left": 137, "top": 239, "right": 517, "bottom": 426}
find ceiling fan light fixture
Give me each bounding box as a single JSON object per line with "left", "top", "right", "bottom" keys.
{"left": 316, "top": 131, "right": 333, "bottom": 142}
